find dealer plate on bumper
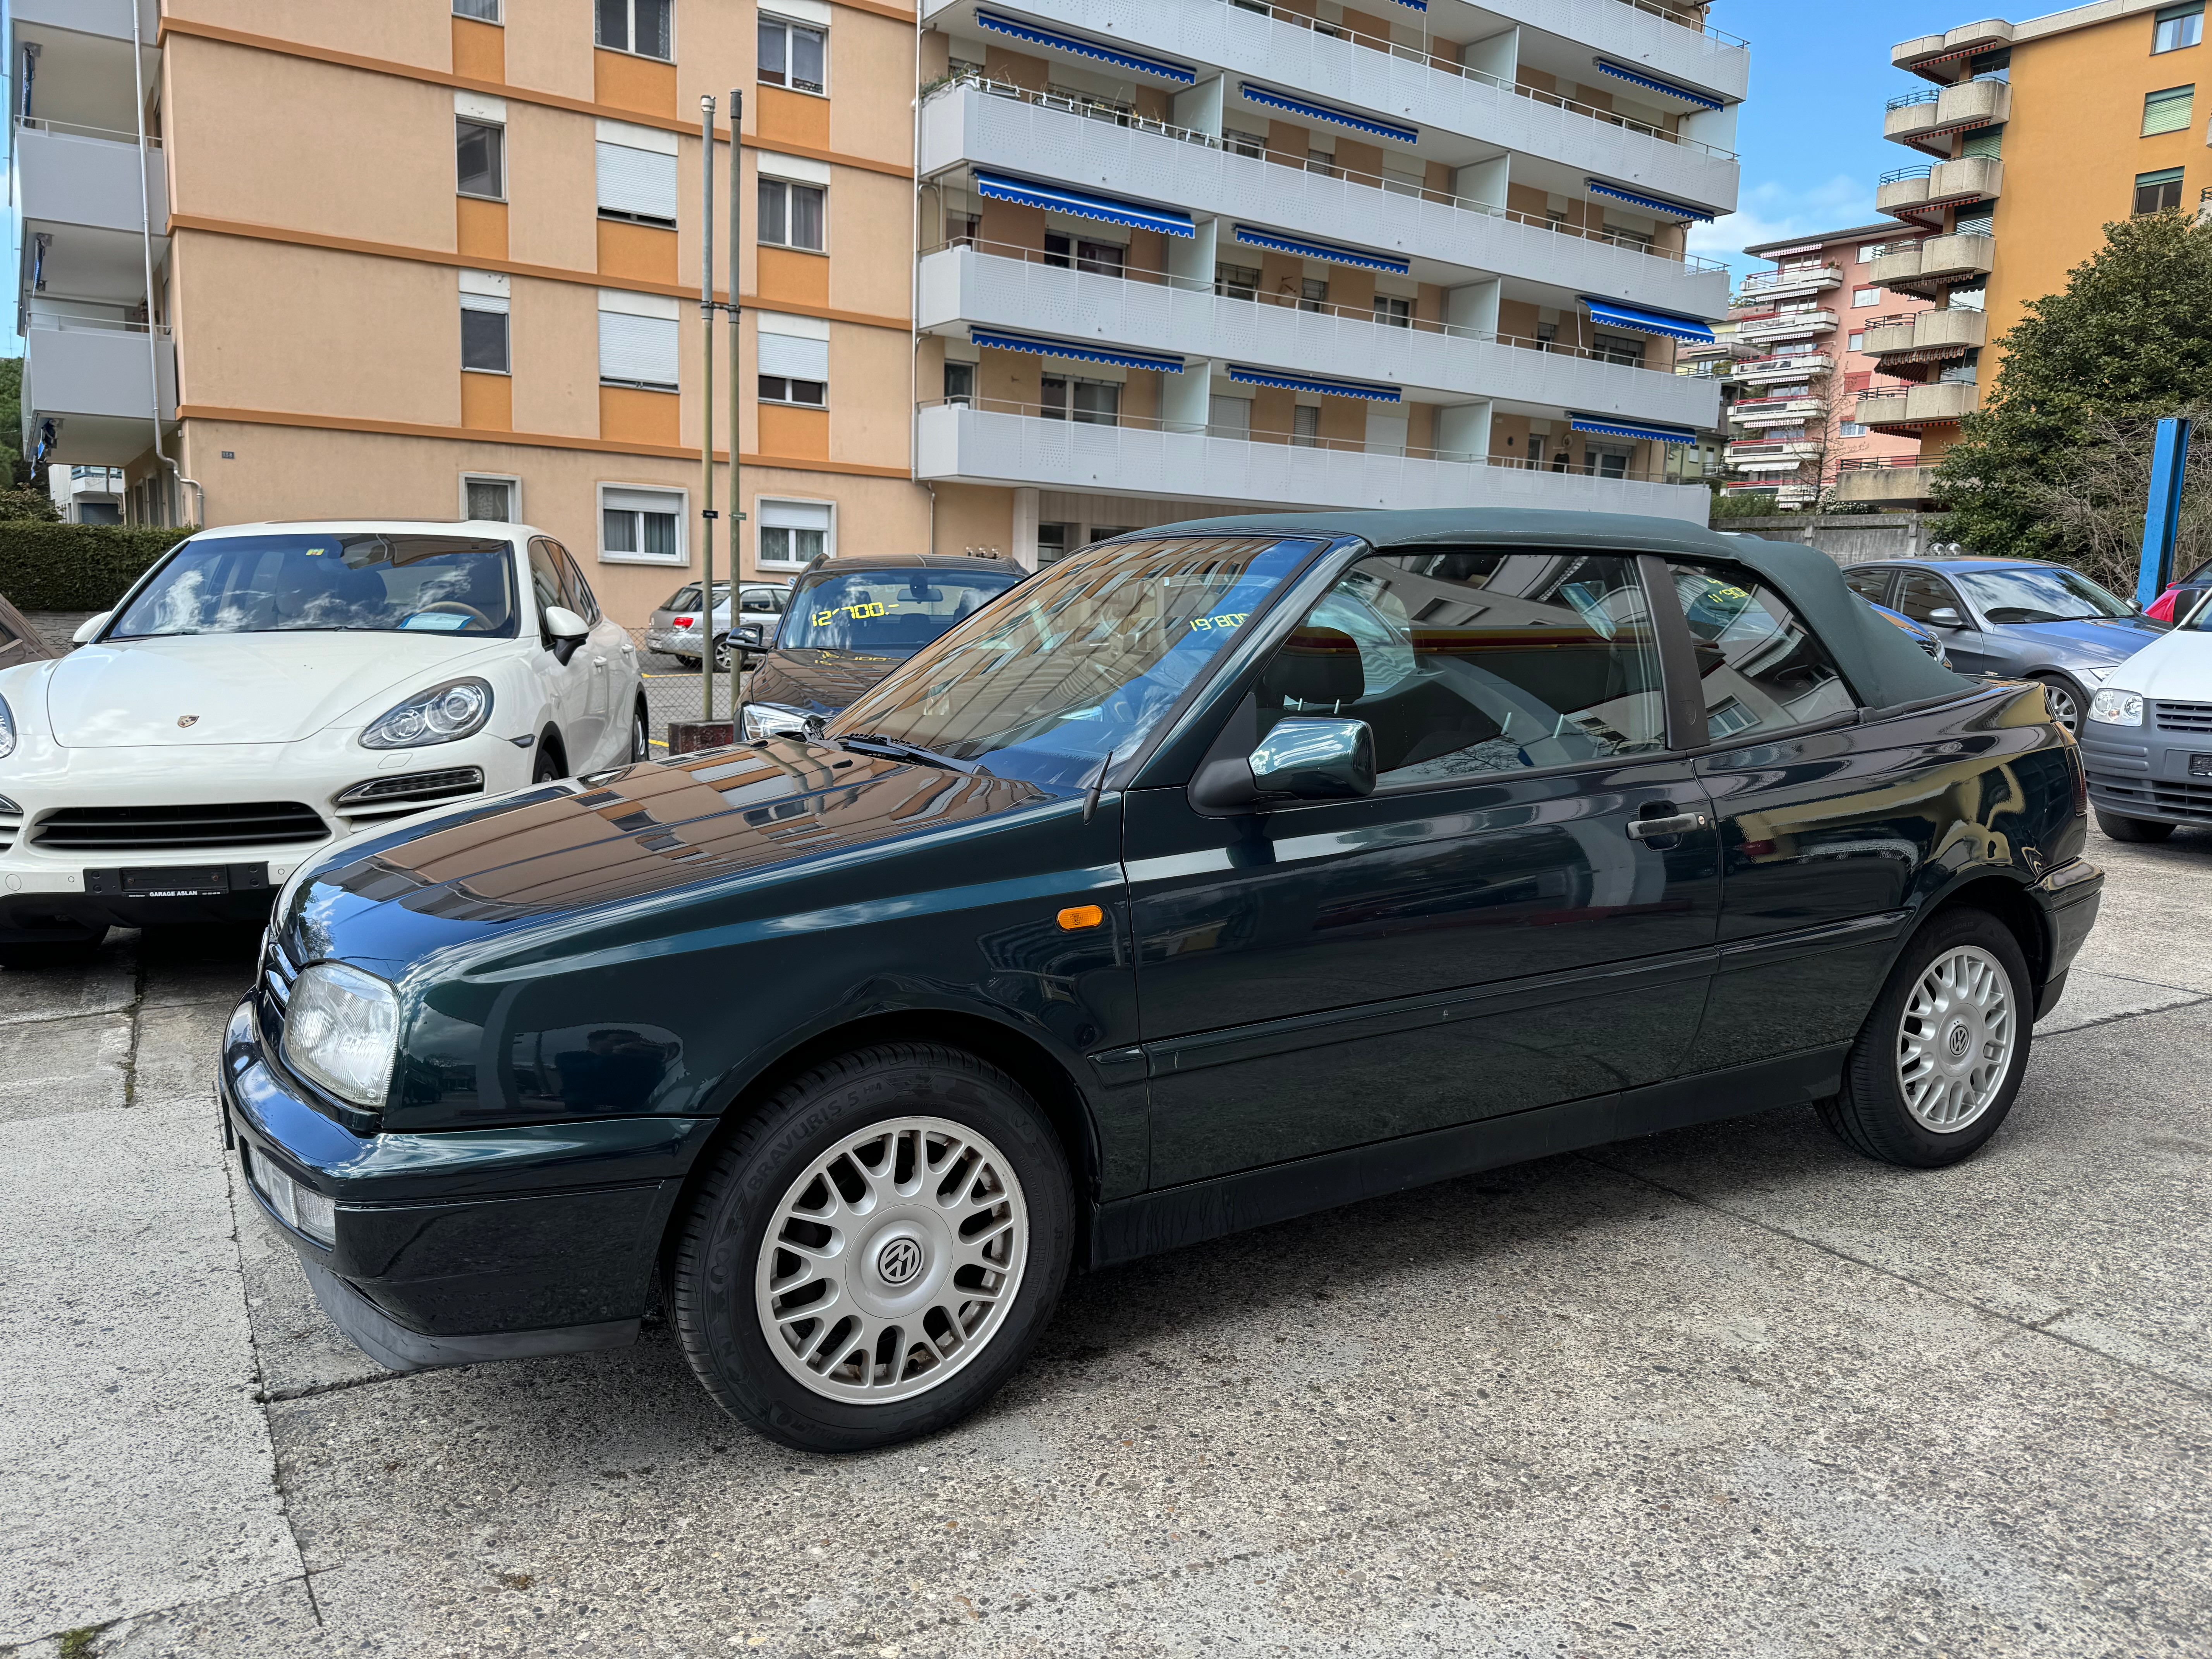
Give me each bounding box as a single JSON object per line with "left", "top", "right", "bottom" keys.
{"left": 2191, "top": 755, "right": 2212, "bottom": 778}
{"left": 84, "top": 862, "right": 268, "bottom": 899}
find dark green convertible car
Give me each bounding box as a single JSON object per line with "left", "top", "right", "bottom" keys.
{"left": 222, "top": 510, "right": 2103, "bottom": 1450}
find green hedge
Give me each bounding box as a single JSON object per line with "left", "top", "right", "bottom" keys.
{"left": 0, "top": 521, "right": 194, "bottom": 611}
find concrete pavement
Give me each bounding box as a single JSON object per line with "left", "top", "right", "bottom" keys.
{"left": 4, "top": 825, "right": 2210, "bottom": 1658}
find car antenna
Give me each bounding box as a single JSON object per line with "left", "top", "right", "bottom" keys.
{"left": 1082, "top": 749, "right": 1114, "bottom": 825}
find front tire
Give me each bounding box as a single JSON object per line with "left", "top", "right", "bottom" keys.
{"left": 629, "top": 696, "right": 651, "bottom": 763}
{"left": 2033, "top": 673, "right": 2085, "bottom": 736}
{"left": 2096, "top": 809, "right": 2175, "bottom": 844}
{"left": 671, "top": 1044, "right": 1073, "bottom": 1452}
{"left": 1819, "top": 907, "right": 2033, "bottom": 1168}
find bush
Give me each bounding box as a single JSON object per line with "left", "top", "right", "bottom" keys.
{"left": 0, "top": 521, "right": 193, "bottom": 611}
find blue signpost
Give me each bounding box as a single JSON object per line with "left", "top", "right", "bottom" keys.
{"left": 2138, "top": 416, "right": 2193, "bottom": 610}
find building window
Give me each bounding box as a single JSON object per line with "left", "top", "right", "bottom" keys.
{"left": 943, "top": 360, "right": 974, "bottom": 404}
{"left": 460, "top": 288, "right": 509, "bottom": 373}
{"left": 1046, "top": 233, "right": 1125, "bottom": 276}
{"left": 1042, "top": 375, "right": 1119, "bottom": 424}
{"left": 1223, "top": 127, "right": 1267, "bottom": 160}
{"left": 1208, "top": 395, "right": 1251, "bottom": 438}
{"left": 1838, "top": 421, "right": 1869, "bottom": 438}
{"left": 759, "top": 178, "right": 825, "bottom": 250}
{"left": 758, "top": 498, "right": 832, "bottom": 567}
{"left": 599, "top": 291, "right": 680, "bottom": 389}
{"left": 1592, "top": 331, "right": 1645, "bottom": 367}
{"left": 1300, "top": 278, "right": 1329, "bottom": 313}
{"left": 462, "top": 476, "right": 517, "bottom": 520}
{"left": 1852, "top": 287, "right": 1879, "bottom": 307}
{"left": 456, "top": 117, "right": 504, "bottom": 199}
{"left": 1374, "top": 294, "right": 1413, "bottom": 328}
{"left": 760, "top": 375, "right": 826, "bottom": 405}
{"left": 1857, "top": 243, "right": 1883, "bottom": 263}
{"left": 600, "top": 485, "right": 685, "bottom": 563}
{"left": 1848, "top": 331, "right": 1866, "bottom": 350}
{"left": 597, "top": 127, "right": 678, "bottom": 227}
{"left": 1214, "top": 262, "right": 1261, "bottom": 300}
{"left": 1961, "top": 125, "right": 2005, "bottom": 158}
{"left": 455, "top": 0, "right": 501, "bottom": 19}
{"left": 2135, "top": 166, "right": 2186, "bottom": 213}
{"left": 2142, "top": 84, "right": 2195, "bottom": 135}
{"left": 1036, "top": 522, "right": 1077, "bottom": 564}
{"left": 2155, "top": 3, "right": 2204, "bottom": 54}
{"left": 1292, "top": 405, "right": 1321, "bottom": 447}
{"left": 596, "top": 0, "right": 672, "bottom": 59}
{"left": 759, "top": 14, "right": 827, "bottom": 94}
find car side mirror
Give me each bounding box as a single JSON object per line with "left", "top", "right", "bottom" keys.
{"left": 72, "top": 611, "right": 112, "bottom": 646}
{"left": 738, "top": 623, "right": 764, "bottom": 646}
{"left": 1249, "top": 717, "right": 1376, "bottom": 801}
{"left": 543, "top": 604, "right": 589, "bottom": 664}
{"left": 1926, "top": 607, "right": 1965, "bottom": 629}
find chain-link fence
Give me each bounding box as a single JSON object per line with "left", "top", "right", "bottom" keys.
{"left": 623, "top": 626, "right": 752, "bottom": 754}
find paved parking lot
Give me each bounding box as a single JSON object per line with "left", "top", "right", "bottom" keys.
{"left": 3, "top": 822, "right": 2209, "bottom": 1659}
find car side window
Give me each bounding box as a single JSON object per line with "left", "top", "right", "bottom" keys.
{"left": 1664, "top": 561, "right": 1861, "bottom": 741}
{"left": 1893, "top": 571, "right": 1963, "bottom": 625}
{"left": 1844, "top": 568, "right": 1893, "bottom": 605}
{"left": 526, "top": 538, "right": 565, "bottom": 630}
{"left": 1254, "top": 550, "right": 1669, "bottom": 785}
{"left": 554, "top": 544, "right": 602, "bottom": 624}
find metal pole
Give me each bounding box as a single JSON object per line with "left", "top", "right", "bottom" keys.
{"left": 2138, "top": 415, "right": 2193, "bottom": 611}
{"left": 728, "top": 90, "right": 744, "bottom": 725}
{"left": 698, "top": 95, "right": 717, "bottom": 721}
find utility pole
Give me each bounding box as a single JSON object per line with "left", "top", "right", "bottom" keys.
{"left": 697, "top": 94, "right": 717, "bottom": 723}
{"left": 728, "top": 90, "right": 745, "bottom": 726}
{"left": 2138, "top": 416, "right": 2193, "bottom": 611}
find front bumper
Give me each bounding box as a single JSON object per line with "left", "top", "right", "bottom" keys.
{"left": 218, "top": 997, "right": 714, "bottom": 1372}
{"left": 2081, "top": 724, "right": 2212, "bottom": 827}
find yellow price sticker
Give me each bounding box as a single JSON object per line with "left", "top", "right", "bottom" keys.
{"left": 1188, "top": 611, "right": 1249, "bottom": 634}
{"left": 812, "top": 600, "right": 893, "bottom": 626}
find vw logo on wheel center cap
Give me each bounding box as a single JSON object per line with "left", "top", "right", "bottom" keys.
{"left": 1946, "top": 1021, "right": 1972, "bottom": 1060}
{"left": 876, "top": 1236, "right": 925, "bottom": 1287}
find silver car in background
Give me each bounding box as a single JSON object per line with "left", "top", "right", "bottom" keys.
{"left": 645, "top": 581, "right": 792, "bottom": 668}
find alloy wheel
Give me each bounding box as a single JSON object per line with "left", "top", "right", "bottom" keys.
{"left": 2039, "top": 677, "right": 2080, "bottom": 734}
{"left": 755, "top": 1116, "right": 1029, "bottom": 1404}
{"left": 1896, "top": 944, "right": 2016, "bottom": 1132}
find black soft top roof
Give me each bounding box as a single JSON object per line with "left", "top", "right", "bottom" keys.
{"left": 1136, "top": 507, "right": 1969, "bottom": 711}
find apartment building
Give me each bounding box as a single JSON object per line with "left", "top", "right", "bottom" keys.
{"left": 15, "top": 0, "right": 1743, "bottom": 624}
{"left": 1862, "top": 0, "right": 2207, "bottom": 494}
{"left": 1712, "top": 225, "right": 1930, "bottom": 510}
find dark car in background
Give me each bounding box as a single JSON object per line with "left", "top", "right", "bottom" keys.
{"left": 1843, "top": 557, "right": 2162, "bottom": 733}
{"left": 738, "top": 553, "right": 1023, "bottom": 741}
{"left": 220, "top": 509, "right": 2100, "bottom": 1454}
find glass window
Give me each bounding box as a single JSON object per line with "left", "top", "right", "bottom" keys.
{"left": 2155, "top": 3, "right": 2204, "bottom": 53}
{"left": 527, "top": 538, "right": 565, "bottom": 620}
{"left": 1838, "top": 421, "right": 1869, "bottom": 437}
{"left": 1036, "top": 523, "right": 1076, "bottom": 565}
{"left": 455, "top": 0, "right": 501, "bottom": 19}
{"left": 1857, "top": 243, "right": 1883, "bottom": 263}
{"left": 758, "top": 15, "right": 826, "bottom": 92}
{"left": 456, "top": 118, "right": 503, "bottom": 199}
{"left": 1893, "top": 571, "right": 1963, "bottom": 624}
{"left": 1257, "top": 551, "right": 1668, "bottom": 784}
{"left": 1223, "top": 127, "right": 1269, "bottom": 159}
{"left": 1667, "top": 562, "right": 1860, "bottom": 738}
{"left": 2143, "top": 84, "right": 2195, "bottom": 134}
{"left": 826, "top": 536, "right": 1316, "bottom": 787}
{"left": 460, "top": 299, "right": 508, "bottom": 373}
{"left": 1292, "top": 405, "right": 1321, "bottom": 447}
{"left": 464, "top": 477, "right": 513, "bottom": 520}
{"left": 1041, "top": 376, "right": 1118, "bottom": 424}
{"left": 1848, "top": 331, "right": 1865, "bottom": 350}
{"left": 2136, "top": 167, "right": 2186, "bottom": 214}
{"left": 759, "top": 179, "right": 826, "bottom": 250}
{"left": 1207, "top": 395, "right": 1251, "bottom": 438}
{"left": 784, "top": 567, "right": 1020, "bottom": 657}
{"left": 1214, "top": 262, "right": 1261, "bottom": 300}
{"left": 1374, "top": 295, "right": 1413, "bottom": 328}
{"left": 553, "top": 544, "right": 601, "bottom": 623}
{"left": 1953, "top": 565, "right": 2133, "bottom": 622}
{"left": 112, "top": 533, "right": 518, "bottom": 639}
{"left": 1592, "top": 331, "right": 1644, "bottom": 367}
{"left": 1961, "top": 126, "right": 2005, "bottom": 158}
{"left": 1045, "top": 233, "right": 1125, "bottom": 276}
{"left": 943, "top": 360, "right": 974, "bottom": 404}
{"left": 760, "top": 375, "right": 827, "bottom": 406}
{"left": 597, "top": 0, "right": 671, "bottom": 59}
{"left": 759, "top": 498, "right": 832, "bottom": 567}
{"left": 1852, "top": 287, "right": 1879, "bottom": 307}
{"left": 1843, "top": 567, "right": 1893, "bottom": 603}
{"left": 1299, "top": 278, "right": 1328, "bottom": 312}
{"left": 601, "top": 487, "right": 684, "bottom": 563}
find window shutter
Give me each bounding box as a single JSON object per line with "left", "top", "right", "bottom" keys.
{"left": 599, "top": 311, "right": 679, "bottom": 386}
{"left": 757, "top": 333, "right": 829, "bottom": 381}
{"left": 596, "top": 142, "right": 678, "bottom": 220}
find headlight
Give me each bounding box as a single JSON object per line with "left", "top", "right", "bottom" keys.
{"left": 2088, "top": 688, "right": 2143, "bottom": 727}
{"left": 0, "top": 693, "right": 14, "bottom": 761}
{"left": 742, "top": 702, "right": 813, "bottom": 742}
{"left": 282, "top": 962, "right": 399, "bottom": 1107}
{"left": 361, "top": 678, "right": 493, "bottom": 749}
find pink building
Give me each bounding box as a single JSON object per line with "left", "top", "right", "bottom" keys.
{"left": 1719, "top": 224, "right": 1933, "bottom": 509}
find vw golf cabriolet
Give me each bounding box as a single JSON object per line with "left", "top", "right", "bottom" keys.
{"left": 220, "top": 510, "right": 2103, "bottom": 1450}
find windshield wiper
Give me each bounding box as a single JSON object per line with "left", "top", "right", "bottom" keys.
{"left": 836, "top": 732, "right": 981, "bottom": 774}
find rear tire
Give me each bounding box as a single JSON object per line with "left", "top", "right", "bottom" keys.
{"left": 1818, "top": 907, "right": 2033, "bottom": 1169}
{"left": 670, "top": 1043, "right": 1073, "bottom": 1452}
{"left": 2096, "top": 809, "right": 2175, "bottom": 844}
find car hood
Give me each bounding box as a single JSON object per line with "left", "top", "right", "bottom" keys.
{"left": 41, "top": 632, "right": 513, "bottom": 747}
{"left": 747, "top": 647, "right": 908, "bottom": 720}
{"left": 2104, "top": 629, "right": 2212, "bottom": 700}
{"left": 280, "top": 741, "right": 1064, "bottom": 971}
{"left": 2002, "top": 615, "right": 2164, "bottom": 667}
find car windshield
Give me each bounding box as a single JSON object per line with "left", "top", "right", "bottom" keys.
{"left": 1954, "top": 566, "right": 2133, "bottom": 624}
{"left": 825, "top": 536, "right": 1319, "bottom": 789}
{"left": 109, "top": 533, "right": 517, "bottom": 639}
{"left": 779, "top": 568, "right": 1018, "bottom": 656}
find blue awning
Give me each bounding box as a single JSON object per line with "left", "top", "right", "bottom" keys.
{"left": 1240, "top": 84, "right": 1417, "bottom": 145}
{"left": 972, "top": 172, "right": 1195, "bottom": 239}
{"left": 1585, "top": 179, "right": 1716, "bottom": 223}
{"left": 1593, "top": 60, "right": 1724, "bottom": 112}
{"left": 1228, "top": 365, "right": 1400, "bottom": 402}
{"left": 971, "top": 328, "right": 1187, "bottom": 374}
{"left": 1570, "top": 413, "right": 1698, "bottom": 446}
{"left": 1388, "top": 0, "right": 1427, "bottom": 9}
{"left": 974, "top": 10, "right": 1195, "bottom": 83}
{"left": 1233, "top": 225, "right": 1410, "bottom": 275}
{"left": 1580, "top": 297, "right": 1716, "bottom": 343}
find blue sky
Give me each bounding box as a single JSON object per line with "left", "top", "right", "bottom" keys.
{"left": 1690, "top": 0, "right": 1966, "bottom": 279}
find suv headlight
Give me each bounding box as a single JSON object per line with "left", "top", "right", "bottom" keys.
{"left": 0, "top": 692, "right": 15, "bottom": 761}
{"left": 742, "top": 702, "right": 813, "bottom": 742}
{"left": 361, "top": 678, "right": 493, "bottom": 749}
{"left": 2088, "top": 688, "right": 2143, "bottom": 727}
{"left": 282, "top": 962, "right": 399, "bottom": 1107}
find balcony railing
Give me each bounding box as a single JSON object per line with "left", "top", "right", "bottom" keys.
{"left": 14, "top": 114, "right": 163, "bottom": 148}
{"left": 1739, "top": 264, "right": 1840, "bottom": 292}
{"left": 1836, "top": 455, "right": 1930, "bottom": 472}
{"left": 929, "top": 76, "right": 1732, "bottom": 270}
{"left": 928, "top": 235, "right": 1698, "bottom": 378}
{"left": 1606, "top": 0, "right": 1749, "bottom": 48}
{"left": 923, "top": 395, "right": 1698, "bottom": 482}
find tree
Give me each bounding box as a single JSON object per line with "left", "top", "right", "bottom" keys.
{"left": 1932, "top": 212, "right": 2212, "bottom": 570}
{"left": 0, "top": 358, "right": 22, "bottom": 486}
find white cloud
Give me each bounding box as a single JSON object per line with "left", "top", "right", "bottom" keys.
{"left": 1689, "top": 175, "right": 1879, "bottom": 277}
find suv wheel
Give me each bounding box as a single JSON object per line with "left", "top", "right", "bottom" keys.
{"left": 671, "top": 1044, "right": 1072, "bottom": 1451}
{"left": 2096, "top": 809, "right": 2175, "bottom": 844}
{"left": 1819, "top": 908, "right": 2032, "bottom": 1168}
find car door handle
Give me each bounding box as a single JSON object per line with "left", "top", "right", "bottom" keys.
{"left": 1626, "top": 811, "right": 1708, "bottom": 840}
